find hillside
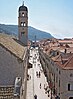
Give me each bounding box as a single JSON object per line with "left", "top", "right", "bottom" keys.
{"left": 0, "top": 24, "right": 53, "bottom": 40}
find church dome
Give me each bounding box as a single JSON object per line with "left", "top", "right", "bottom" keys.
{"left": 19, "top": 5, "right": 28, "bottom": 11}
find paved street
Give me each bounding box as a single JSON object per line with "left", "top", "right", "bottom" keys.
{"left": 26, "top": 47, "right": 55, "bottom": 99}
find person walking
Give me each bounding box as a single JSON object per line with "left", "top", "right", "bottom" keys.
{"left": 40, "top": 83, "right": 41, "bottom": 89}
{"left": 44, "top": 84, "right": 45, "bottom": 89}
{"left": 39, "top": 71, "right": 41, "bottom": 78}
{"left": 36, "top": 71, "right": 38, "bottom": 77}
{"left": 34, "top": 94, "right": 37, "bottom": 99}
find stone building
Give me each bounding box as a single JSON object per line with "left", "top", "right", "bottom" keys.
{"left": 0, "top": 34, "right": 28, "bottom": 99}
{"left": 0, "top": 2, "right": 28, "bottom": 99}
{"left": 39, "top": 44, "right": 73, "bottom": 99}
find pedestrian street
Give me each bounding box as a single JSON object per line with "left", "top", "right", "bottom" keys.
{"left": 27, "top": 47, "right": 55, "bottom": 99}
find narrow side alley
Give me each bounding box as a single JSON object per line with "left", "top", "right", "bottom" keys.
{"left": 26, "top": 47, "right": 54, "bottom": 99}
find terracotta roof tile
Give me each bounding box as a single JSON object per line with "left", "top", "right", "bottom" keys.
{"left": 64, "top": 55, "right": 73, "bottom": 69}
{"left": 54, "top": 54, "right": 73, "bottom": 69}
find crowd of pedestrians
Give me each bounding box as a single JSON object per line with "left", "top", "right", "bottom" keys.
{"left": 34, "top": 69, "right": 51, "bottom": 99}
{"left": 36, "top": 71, "right": 41, "bottom": 78}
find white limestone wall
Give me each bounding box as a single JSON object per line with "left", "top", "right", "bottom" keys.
{"left": 51, "top": 62, "right": 73, "bottom": 99}
{"left": 0, "top": 46, "right": 24, "bottom": 85}
{"left": 40, "top": 50, "right": 73, "bottom": 99}
{"left": 60, "top": 70, "right": 73, "bottom": 99}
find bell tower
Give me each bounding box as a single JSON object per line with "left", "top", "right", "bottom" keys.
{"left": 18, "top": 2, "right": 28, "bottom": 46}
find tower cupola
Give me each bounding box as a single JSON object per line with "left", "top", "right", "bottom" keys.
{"left": 19, "top": 1, "right": 28, "bottom": 12}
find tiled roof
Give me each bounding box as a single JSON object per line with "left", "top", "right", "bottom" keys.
{"left": 52, "top": 55, "right": 60, "bottom": 61}
{"left": 66, "top": 47, "right": 73, "bottom": 53}
{"left": 58, "top": 40, "right": 73, "bottom": 44}
{"left": 53, "top": 53, "right": 73, "bottom": 70}
{"left": 40, "top": 38, "right": 73, "bottom": 70}
{"left": 0, "top": 33, "right": 27, "bottom": 60}
{"left": 64, "top": 55, "right": 73, "bottom": 69}
{"left": 67, "top": 44, "right": 73, "bottom": 47}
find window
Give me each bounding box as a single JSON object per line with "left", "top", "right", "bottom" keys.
{"left": 21, "top": 22, "right": 26, "bottom": 27}
{"left": 68, "top": 84, "right": 70, "bottom": 91}
{"left": 59, "top": 80, "right": 60, "bottom": 87}
{"left": 56, "top": 76, "right": 58, "bottom": 83}
{"left": 70, "top": 73, "right": 73, "bottom": 77}
{"left": 56, "top": 68, "right": 58, "bottom": 71}
{"left": 59, "top": 70, "right": 61, "bottom": 75}
{"left": 21, "top": 32, "right": 25, "bottom": 36}
{"left": 23, "top": 22, "right": 26, "bottom": 26}
{"left": 68, "top": 83, "right": 73, "bottom": 91}
{"left": 22, "top": 13, "right": 24, "bottom": 16}
{"left": 21, "top": 22, "right": 24, "bottom": 26}
{"left": 22, "top": 28, "right": 24, "bottom": 30}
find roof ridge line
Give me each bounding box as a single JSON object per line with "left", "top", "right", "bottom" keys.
{"left": 64, "top": 55, "right": 73, "bottom": 67}
{"left": 55, "top": 54, "right": 61, "bottom": 61}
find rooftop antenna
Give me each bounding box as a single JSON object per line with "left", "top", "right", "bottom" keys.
{"left": 22, "top": 1, "right": 24, "bottom": 6}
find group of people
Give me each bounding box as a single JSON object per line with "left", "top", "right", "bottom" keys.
{"left": 35, "top": 69, "right": 50, "bottom": 98}
{"left": 34, "top": 83, "right": 50, "bottom": 99}
{"left": 44, "top": 84, "right": 50, "bottom": 97}
{"left": 27, "top": 74, "right": 31, "bottom": 80}
{"left": 36, "top": 71, "right": 41, "bottom": 78}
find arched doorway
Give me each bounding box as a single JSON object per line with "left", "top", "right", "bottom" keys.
{"left": 69, "top": 97, "right": 73, "bottom": 99}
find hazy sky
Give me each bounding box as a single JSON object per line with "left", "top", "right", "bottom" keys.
{"left": 0, "top": 0, "right": 73, "bottom": 38}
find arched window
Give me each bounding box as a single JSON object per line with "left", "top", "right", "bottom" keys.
{"left": 68, "top": 84, "right": 70, "bottom": 91}
{"left": 22, "top": 12, "right": 24, "bottom": 17}
{"left": 23, "top": 22, "right": 26, "bottom": 26}
{"left": 21, "top": 22, "right": 26, "bottom": 27}
{"left": 21, "top": 32, "right": 25, "bottom": 36}
{"left": 21, "top": 22, "right": 23, "bottom": 26}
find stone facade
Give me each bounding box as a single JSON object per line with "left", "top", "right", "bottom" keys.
{"left": 0, "top": 45, "right": 24, "bottom": 85}
{"left": 39, "top": 48, "right": 73, "bottom": 99}
{"left": 0, "top": 34, "right": 28, "bottom": 99}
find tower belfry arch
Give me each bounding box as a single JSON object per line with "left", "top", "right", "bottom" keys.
{"left": 18, "top": 1, "right": 28, "bottom": 46}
